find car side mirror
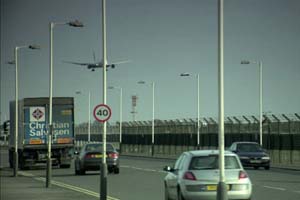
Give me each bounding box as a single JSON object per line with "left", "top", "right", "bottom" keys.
{"left": 163, "top": 166, "right": 174, "bottom": 172}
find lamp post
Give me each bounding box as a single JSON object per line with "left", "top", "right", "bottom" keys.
{"left": 241, "top": 60, "right": 263, "bottom": 146}
{"left": 137, "top": 81, "right": 155, "bottom": 156}
{"left": 100, "top": 0, "right": 108, "bottom": 199}
{"left": 108, "top": 86, "right": 123, "bottom": 151}
{"left": 180, "top": 73, "right": 200, "bottom": 149}
{"left": 12, "top": 44, "right": 40, "bottom": 177}
{"left": 216, "top": 0, "right": 227, "bottom": 199}
{"left": 47, "top": 20, "right": 83, "bottom": 188}
{"left": 75, "top": 91, "right": 91, "bottom": 142}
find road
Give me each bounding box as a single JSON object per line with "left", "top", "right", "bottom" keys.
{"left": 1, "top": 149, "right": 300, "bottom": 200}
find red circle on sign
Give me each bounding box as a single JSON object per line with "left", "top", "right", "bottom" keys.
{"left": 93, "top": 104, "right": 112, "bottom": 123}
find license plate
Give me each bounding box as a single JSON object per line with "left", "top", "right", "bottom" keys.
{"left": 95, "top": 154, "right": 102, "bottom": 158}
{"left": 250, "top": 160, "right": 261, "bottom": 163}
{"left": 207, "top": 185, "right": 217, "bottom": 191}
{"left": 206, "top": 185, "right": 230, "bottom": 191}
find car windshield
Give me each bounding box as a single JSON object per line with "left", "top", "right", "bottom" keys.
{"left": 237, "top": 143, "right": 263, "bottom": 152}
{"left": 189, "top": 155, "right": 240, "bottom": 170}
{"left": 85, "top": 144, "right": 114, "bottom": 152}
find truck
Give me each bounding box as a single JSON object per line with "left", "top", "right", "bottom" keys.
{"left": 9, "top": 97, "right": 75, "bottom": 169}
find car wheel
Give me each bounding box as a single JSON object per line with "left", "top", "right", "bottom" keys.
{"left": 177, "top": 188, "right": 185, "bottom": 200}
{"left": 75, "top": 168, "right": 85, "bottom": 175}
{"left": 114, "top": 167, "right": 120, "bottom": 174}
{"left": 264, "top": 166, "right": 270, "bottom": 170}
{"left": 108, "top": 168, "right": 114, "bottom": 173}
{"left": 164, "top": 183, "right": 171, "bottom": 200}
{"left": 75, "top": 162, "right": 85, "bottom": 175}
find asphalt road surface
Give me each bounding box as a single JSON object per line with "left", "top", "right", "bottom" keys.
{"left": 1, "top": 149, "right": 300, "bottom": 200}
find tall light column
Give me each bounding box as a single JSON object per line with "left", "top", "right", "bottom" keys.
{"left": 216, "top": 0, "right": 227, "bottom": 199}
{"left": 75, "top": 91, "right": 91, "bottom": 142}
{"left": 137, "top": 81, "right": 155, "bottom": 156}
{"left": 241, "top": 60, "right": 263, "bottom": 146}
{"left": 47, "top": 20, "right": 83, "bottom": 188}
{"left": 108, "top": 86, "right": 123, "bottom": 147}
{"left": 101, "top": 0, "right": 108, "bottom": 199}
{"left": 180, "top": 73, "right": 201, "bottom": 149}
{"left": 13, "top": 44, "right": 40, "bottom": 177}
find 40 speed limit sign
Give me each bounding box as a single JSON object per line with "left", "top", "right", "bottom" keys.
{"left": 93, "top": 104, "right": 112, "bottom": 123}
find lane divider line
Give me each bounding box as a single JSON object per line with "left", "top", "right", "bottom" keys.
{"left": 18, "top": 171, "right": 120, "bottom": 200}
{"left": 263, "top": 185, "right": 286, "bottom": 191}
{"left": 120, "top": 165, "right": 166, "bottom": 174}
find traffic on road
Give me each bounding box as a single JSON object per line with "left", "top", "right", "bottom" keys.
{"left": 2, "top": 147, "right": 300, "bottom": 200}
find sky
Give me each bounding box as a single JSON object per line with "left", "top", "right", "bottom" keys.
{"left": 1, "top": 0, "right": 299, "bottom": 125}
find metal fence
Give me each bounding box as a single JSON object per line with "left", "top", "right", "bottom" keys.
{"left": 75, "top": 113, "right": 300, "bottom": 150}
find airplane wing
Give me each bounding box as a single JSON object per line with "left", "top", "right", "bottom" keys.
{"left": 63, "top": 61, "right": 92, "bottom": 66}
{"left": 110, "top": 60, "right": 131, "bottom": 65}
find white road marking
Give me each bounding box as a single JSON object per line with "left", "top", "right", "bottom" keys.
{"left": 120, "top": 165, "right": 166, "bottom": 174}
{"left": 263, "top": 185, "right": 286, "bottom": 191}
{"left": 18, "top": 171, "right": 120, "bottom": 200}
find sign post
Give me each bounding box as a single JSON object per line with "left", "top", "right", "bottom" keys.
{"left": 93, "top": 103, "right": 111, "bottom": 200}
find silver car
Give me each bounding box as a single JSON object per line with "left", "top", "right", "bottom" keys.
{"left": 164, "top": 150, "right": 252, "bottom": 200}
{"left": 74, "top": 143, "right": 120, "bottom": 175}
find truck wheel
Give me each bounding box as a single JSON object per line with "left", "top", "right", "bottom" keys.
{"left": 19, "top": 156, "right": 26, "bottom": 170}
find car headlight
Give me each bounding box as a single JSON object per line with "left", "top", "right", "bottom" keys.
{"left": 262, "top": 156, "right": 270, "bottom": 160}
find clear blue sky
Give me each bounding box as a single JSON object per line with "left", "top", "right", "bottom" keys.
{"left": 1, "top": 0, "right": 299, "bottom": 124}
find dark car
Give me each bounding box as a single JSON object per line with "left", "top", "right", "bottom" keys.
{"left": 229, "top": 142, "right": 270, "bottom": 170}
{"left": 74, "top": 142, "right": 120, "bottom": 175}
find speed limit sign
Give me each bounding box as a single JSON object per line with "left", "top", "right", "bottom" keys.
{"left": 93, "top": 104, "right": 112, "bottom": 123}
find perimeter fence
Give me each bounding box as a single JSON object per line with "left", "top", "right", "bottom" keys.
{"left": 75, "top": 113, "right": 300, "bottom": 150}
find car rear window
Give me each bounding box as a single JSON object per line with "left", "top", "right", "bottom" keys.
{"left": 85, "top": 144, "right": 114, "bottom": 152}
{"left": 237, "top": 143, "right": 263, "bottom": 152}
{"left": 189, "top": 155, "right": 240, "bottom": 170}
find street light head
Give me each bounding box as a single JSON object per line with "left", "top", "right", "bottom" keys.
{"left": 68, "top": 20, "right": 84, "bottom": 27}
{"left": 241, "top": 60, "right": 251, "bottom": 65}
{"left": 7, "top": 61, "right": 15, "bottom": 65}
{"left": 29, "top": 45, "right": 41, "bottom": 50}
{"left": 137, "top": 81, "right": 146, "bottom": 84}
{"left": 180, "top": 73, "right": 190, "bottom": 77}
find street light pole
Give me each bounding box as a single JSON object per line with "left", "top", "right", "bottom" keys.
{"left": 47, "top": 20, "right": 83, "bottom": 188}
{"left": 75, "top": 91, "right": 91, "bottom": 142}
{"left": 137, "top": 81, "right": 155, "bottom": 156}
{"left": 152, "top": 82, "right": 155, "bottom": 156}
{"left": 108, "top": 86, "right": 123, "bottom": 151}
{"left": 197, "top": 74, "right": 200, "bottom": 149}
{"left": 216, "top": 0, "right": 227, "bottom": 199}
{"left": 88, "top": 91, "right": 91, "bottom": 142}
{"left": 180, "top": 73, "right": 201, "bottom": 149}
{"left": 101, "top": 0, "right": 108, "bottom": 199}
{"left": 13, "top": 45, "right": 40, "bottom": 177}
{"left": 241, "top": 60, "right": 263, "bottom": 146}
{"left": 14, "top": 47, "right": 19, "bottom": 177}
{"left": 259, "top": 61, "right": 263, "bottom": 146}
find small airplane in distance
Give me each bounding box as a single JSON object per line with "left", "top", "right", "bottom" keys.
{"left": 63, "top": 52, "right": 130, "bottom": 72}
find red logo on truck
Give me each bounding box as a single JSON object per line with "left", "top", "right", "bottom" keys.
{"left": 32, "top": 108, "right": 44, "bottom": 120}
